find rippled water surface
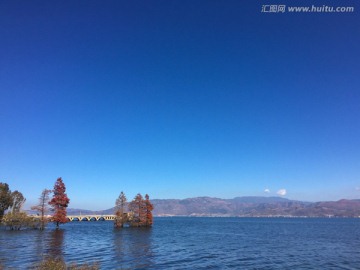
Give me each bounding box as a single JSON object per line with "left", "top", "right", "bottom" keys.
{"left": 1, "top": 217, "right": 360, "bottom": 269}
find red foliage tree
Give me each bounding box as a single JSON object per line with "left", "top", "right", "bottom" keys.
{"left": 127, "top": 193, "right": 154, "bottom": 227}
{"left": 144, "top": 194, "right": 154, "bottom": 226}
{"left": 128, "top": 193, "right": 146, "bottom": 227}
{"left": 49, "top": 178, "right": 70, "bottom": 228}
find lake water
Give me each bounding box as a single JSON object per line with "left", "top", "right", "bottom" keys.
{"left": 1, "top": 217, "right": 360, "bottom": 269}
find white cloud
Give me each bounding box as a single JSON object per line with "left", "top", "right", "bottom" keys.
{"left": 277, "top": 189, "right": 287, "bottom": 196}
{"left": 264, "top": 188, "right": 270, "bottom": 193}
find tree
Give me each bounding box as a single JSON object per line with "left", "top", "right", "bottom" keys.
{"left": 0, "top": 182, "right": 13, "bottom": 221}
{"left": 128, "top": 193, "right": 146, "bottom": 227}
{"left": 114, "top": 191, "right": 127, "bottom": 228}
{"left": 2, "top": 189, "right": 33, "bottom": 230}
{"left": 49, "top": 178, "right": 70, "bottom": 229}
{"left": 144, "top": 194, "right": 154, "bottom": 226}
{"left": 10, "top": 190, "right": 26, "bottom": 213}
{"left": 127, "top": 193, "right": 154, "bottom": 227}
{"left": 32, "top": 189, "right": 51, "bottom": 230}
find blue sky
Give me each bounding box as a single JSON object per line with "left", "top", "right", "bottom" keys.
{"left": 1, "top": 0, "right": 359, "bottom": 210}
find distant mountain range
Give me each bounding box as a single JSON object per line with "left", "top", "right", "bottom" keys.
{"left": 57, "top": 196, "right": 360, "bottom": 218}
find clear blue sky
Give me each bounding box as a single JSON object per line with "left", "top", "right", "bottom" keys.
{"left": 1, "top": 0, "right": 359, "bottom": 210}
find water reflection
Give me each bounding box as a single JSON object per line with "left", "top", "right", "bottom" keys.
{"left": 113, "top": 227, "right": 154, "bottom": 269}
{"left": 33, "top": 230, "right": 46, "bottom": 261}
{"left": 47, "top": 229, "right": 65, "bottom": 259}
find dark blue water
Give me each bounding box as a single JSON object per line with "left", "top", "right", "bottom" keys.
{"left": 1, "top": 217, "right": 360, "bottom": 269}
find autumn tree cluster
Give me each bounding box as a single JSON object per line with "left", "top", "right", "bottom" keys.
{"left": 114, "top": 192, "right": 154, "bottom": 228}
{"left": 0, "top": 177, "right": 70, "bottom": 230}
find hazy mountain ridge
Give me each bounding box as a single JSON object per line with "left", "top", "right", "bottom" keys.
{"left": 152, "top": 196, "right": 309, "bottom": 217}
{"left": 52, "top": 196, "right": 360, "bottom": 218}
